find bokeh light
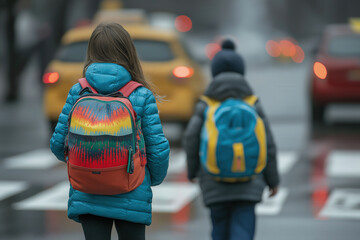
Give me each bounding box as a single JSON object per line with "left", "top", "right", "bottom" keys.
{"left": 292, "top": 45, "right": 305, "bottom": 63}
{"left": 175, "top": 15, "right": 192, "bottom": 32}
{"left": 205, "top": 43, "right": 221, "bottom": 60}
{"left": 279, "top": 39, "right": 296, "bottom": 57}
{"left": 313, "top": 62, "right": 327, "bottom": 79}
{"left": 173, "top": 66, "right": 194, "bottom": 78}
{"left": 43, "top": 72, "right": 59, "bottom": 84}
{"left": 266, "top": 40, "right": 281, "bottom": 57}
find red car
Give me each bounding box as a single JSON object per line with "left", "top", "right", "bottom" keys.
{"left": 310, "top": 23, "right": 360, "bottom": 123}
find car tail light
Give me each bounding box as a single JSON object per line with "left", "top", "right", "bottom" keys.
{"left": 43, "top": 72, "right": 60, "bottom": 84}
{"left": 76, "top": 19, "right": 92, "bottom": 28}
{"left": 313, "top": 62, "right": 327, "bottom": 80}
{"left": 279, "top": 39, "right": 296, "bottom": 57}
{"left": 173, "top": 66, "right": 194, "bottom": 79}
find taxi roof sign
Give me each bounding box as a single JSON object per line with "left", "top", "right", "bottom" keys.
{"left": 350, "top": 18, "right": 360, "bottom": 33}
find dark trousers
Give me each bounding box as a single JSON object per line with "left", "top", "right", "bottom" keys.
{"left": 79, "top": 214, "right": 145, "bottom": 240}
{"left": 209, "top": 202, "right": 256, "bottom": 240}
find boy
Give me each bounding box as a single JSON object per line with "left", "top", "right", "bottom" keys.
{"left": 184, "top": 39, "right": 280, "bottom": 240}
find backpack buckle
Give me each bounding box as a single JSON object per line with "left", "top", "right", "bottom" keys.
{"left": 80, "top": 87, "right": 93, "bottom": 95}
{"left": 107, "top": 92, "right": 124, "bottom": 98}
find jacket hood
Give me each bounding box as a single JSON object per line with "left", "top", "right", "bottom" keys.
{"left": 204, "top": 72, "right": 253, "bottom": 101}
{"left": 85, "top": 63, "right": 132, "bottom": 94}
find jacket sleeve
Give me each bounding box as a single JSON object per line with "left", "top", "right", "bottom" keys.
{"left": 141, "top": 91, "right": 170, "bottom": 186}
{"left": 183, "top": 101, "right": 207, "bottom": 181}
{"left": 50, "top": 84, "right": 80, "bottom": 162}
{"left": 255, "top": 100, "right": 280, "bottom": 188}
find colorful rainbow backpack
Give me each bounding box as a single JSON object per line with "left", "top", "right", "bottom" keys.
{"left": 65, "top": 78, "right": 146, "bottom": 195}
{"left": 199, "top": 95, "right": 267, "bottom": 182}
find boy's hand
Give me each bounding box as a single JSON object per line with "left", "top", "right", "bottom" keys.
{"left": 189, "top": 178, "right": 197, "bottom": 183}
{"left": 269, "top": 186, "right": 278, "bottom": 197}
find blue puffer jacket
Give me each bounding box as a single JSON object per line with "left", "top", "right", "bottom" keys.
{"left": 50, "top": 63, "right": 170, "bottom": 225}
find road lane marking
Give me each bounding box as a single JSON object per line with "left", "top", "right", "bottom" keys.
{"left": 13, "top": 181, "right": 286, "bottom": 216}
{"left": 3, "top": 149, "right": 60, "bottom": 169}
{"left": 256, "top": 188, "right": 288, "bottom": 215}
{"left": 3, "top": 148, "right": 297, "bottom": 176}
{"left": 152, "top": 182, "right": 200, "bottom": 213}
{"left": 0, "top": 181, "right": 28, "bottom": 201}
{"left": 13, "top": 182, "right": 68, "bottom": 210}
{"left": 168, "top": 150, "right": 186, "bottom": 174}
{"left": 278, "top": 151, "right": 298, "bottom": 175}
{"left": 319, "top": 188, "right": 360, "bottom": 220}
{"left": 14, "top": 181, "right": 200, "bottom": 213}
{"left": 326, "top": 150, "right": 360, "bottom": 178}
{"left": 168, "top": 150, "right": 298, "bottom": 175}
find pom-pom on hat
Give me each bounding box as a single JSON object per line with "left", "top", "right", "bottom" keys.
{"left": 211, "top": 39, "right": 245, "bottom": 77}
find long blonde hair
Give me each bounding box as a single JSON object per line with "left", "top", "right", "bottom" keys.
{"left": 84, "top": 22, "right": 155, "bottom": 93}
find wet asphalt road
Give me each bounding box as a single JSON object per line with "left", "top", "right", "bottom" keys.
{"left": 0, "top": 56, "right": 360, "bottom": 240}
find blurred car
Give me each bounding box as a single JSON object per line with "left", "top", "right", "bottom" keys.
{"left": 310, "top": 22, "right": 360, "bottom": 123}
{"left": 99, "top": 0, "right": 123, "bottom": 11}
{"left": 93, "top": 9, "right": 148, "bottom": 25}
{"left": 43, "top": 24, "right": 206, "bottom": 130}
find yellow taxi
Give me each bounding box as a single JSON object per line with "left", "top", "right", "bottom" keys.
{"left": 43, "top": 24, "right": 206, "bottom": 130}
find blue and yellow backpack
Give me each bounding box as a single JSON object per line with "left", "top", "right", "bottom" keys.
{"left": 199, "top": 95, "right": 267, "bottom": 182}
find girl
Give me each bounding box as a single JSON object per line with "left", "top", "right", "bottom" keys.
{"left": 50, "top": 23, "right": 170, "bottom": 240}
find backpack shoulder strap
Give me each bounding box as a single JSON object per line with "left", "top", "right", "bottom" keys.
{"left": 243, "top": 95, "right": 258, "bottom": 106}
{"left": 120, "top": 81, "right": 143, "bottom": 98}
{"left": 78, "top": 78, "right": 98, "bottom": 94}
{"left": 200, "top": 95, "right": 219, "bottom": 106}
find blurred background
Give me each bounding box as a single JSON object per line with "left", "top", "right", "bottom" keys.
{"left": 1, "top": 0, "right": 360, "bottom": 239}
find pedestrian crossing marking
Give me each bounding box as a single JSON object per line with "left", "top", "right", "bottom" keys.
{"left": 319, "top": 188, "right": 360, "bottom": 220}
{"left": 278, "top": 151, "right": 298, "bottom": 175}
{"left": 152, "top": 182, "right": 200, "bottom": 213}
{"left": 13, "top": 181, "right": 287, "bottom": 216}
{"left": 168, "top": 150, "right": 186, "bottom": 174}
{"left": 256, "top": 188, "right": 288, "bottom": 215}
{"left": 13, "top": 182, "right": 68, "bottom": 210}
{"left": 326, "top": 150, "right": 360, "bottom": 178}
{"left": 168, "top": 150, "right": 298, "bottom": 175}
{"left": 3, "top": 149, "right": 60, "bottom": 169}
{"left": 14, "top": 181, "right": 200, "bottom": 213}
{"left": 2, "top": 148, "right": 298, "bottom": 176}
{"left": 0, "top": 181, "right": 28, "bottom": 201}
{"left": 7, "top": 148, "right": 294, "bottom": 216}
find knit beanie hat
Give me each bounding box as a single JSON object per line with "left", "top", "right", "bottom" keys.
{"left": 211, "top": 39, "right": 246, "bottom": 77}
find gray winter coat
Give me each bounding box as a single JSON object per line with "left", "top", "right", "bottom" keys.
{"left": 184, "top": 72, "right": 280, "bottom": 206}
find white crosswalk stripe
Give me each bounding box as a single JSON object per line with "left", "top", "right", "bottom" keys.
{"left": 3, "top": 149, "right": 59, "bottom": 169}
{"left": 167, "top": 150, "right": 186, "bottom": 174}
{"left": 326, "top": 150, "right": 360, "bottom": 178}
{"left": 278, "top": 151, "right": 298, "bottom": 175}
{"left": 6, "top": 148, "right": 296, "bottom": 215}
{"left": 13, "top": 180, "right": 287, "bottom": 215}
{"left": 0, "top": 181, "right": 28, "bottom": 201}
{"left": 14, "top": 181, "right": 200, "bottom": 213}
{"left": 168, "top": 150, "right": 298, "bottom": 176}
{"left": 14, "top": 182, "right": 68, "bottom": 211}
{"left": 319, "top": 188, "right": 360, "bottom": 220}
{"left": 256, "top": 188, "right": 289, "bottom": 215}
{"left": 318, "top": 149, "right": 360, "bottom": 220}
{"left": 152, "top": 182, "right": 200, "bottom": 213}
{"left": 2, "top": 148, "right": 299, "bottom": 175}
